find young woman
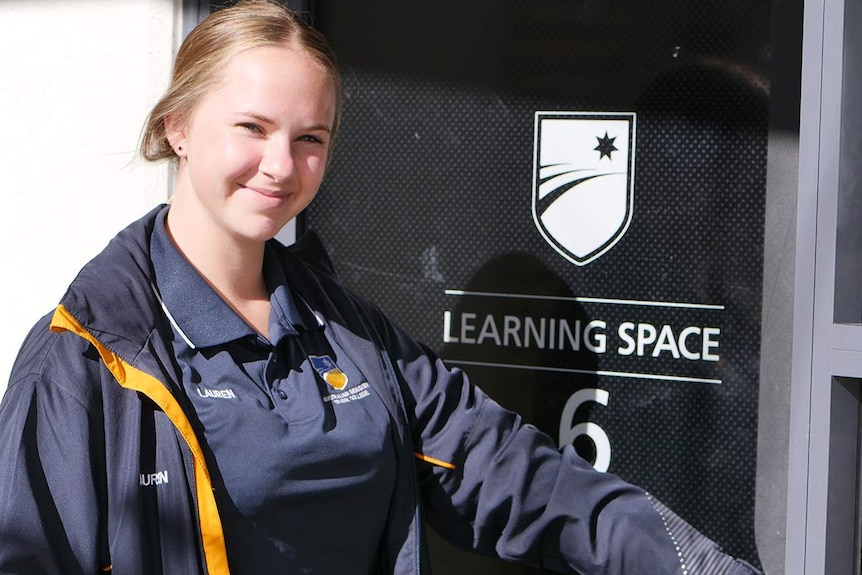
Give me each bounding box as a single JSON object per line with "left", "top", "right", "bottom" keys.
{"left": 0, "top": 1, "right": 760, "bottom": 573}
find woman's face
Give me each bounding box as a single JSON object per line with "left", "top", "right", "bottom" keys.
{"left": 167, "top": 44, "right": 336, "bottom": 246}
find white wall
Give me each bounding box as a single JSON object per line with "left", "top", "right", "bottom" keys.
{"left": 0, "top": 0, "right": 178, "bottom": 395}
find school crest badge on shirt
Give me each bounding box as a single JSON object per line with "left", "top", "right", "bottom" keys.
{"left": 532, "top": 111, "right": 637, "bottom": 266}
{"left": 310, "top": 355, "right": 349, "bottom": 390}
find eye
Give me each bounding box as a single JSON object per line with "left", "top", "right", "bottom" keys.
{"left": 298, "top": 134, "right": 326, "bottom": 145}
{"left": 238, "top": 122, "right": 265, "bottom": 135}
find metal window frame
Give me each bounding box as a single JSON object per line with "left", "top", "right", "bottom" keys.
{"left": 180, "top": 0, "right": 210, "bottom": 40}
{"left": 788, "top": 0, "right": 862, "bottom": 570}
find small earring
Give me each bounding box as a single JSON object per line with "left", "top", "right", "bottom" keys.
{"left": 177, "top": 145, "right": 183, "bottom": 152}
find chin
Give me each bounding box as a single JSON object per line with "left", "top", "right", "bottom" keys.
{"left": 247, "top": 227, "right": 285, "bottom": 243}
{"left": 232, "top": 218, "right": 289, "bottom": 244}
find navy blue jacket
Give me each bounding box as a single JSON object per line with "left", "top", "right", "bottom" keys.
{"left": 0, "top": 206, "right": 759, "bottom": 574}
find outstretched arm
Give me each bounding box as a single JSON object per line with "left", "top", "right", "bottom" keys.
{"left": 369, "top": 303, "right": 759, "bottom": 575}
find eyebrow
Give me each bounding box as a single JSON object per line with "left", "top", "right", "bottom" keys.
{"left": 237, "top": 111, "right": 331, "bottom": 133}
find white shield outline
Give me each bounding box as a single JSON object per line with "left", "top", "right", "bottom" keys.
{"left": 532, "top": 111, "right": 637, "bottom": 266}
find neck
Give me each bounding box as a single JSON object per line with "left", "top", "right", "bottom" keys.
{"left": 167, "top": 211, "right": 267, "bottom": 299}
{"left": 165, "top": 188, "right": 272, "bottom": 338}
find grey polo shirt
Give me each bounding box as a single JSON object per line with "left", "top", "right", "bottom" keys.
{"left": 150, "top": 207, "right": 396, "bottom": 574}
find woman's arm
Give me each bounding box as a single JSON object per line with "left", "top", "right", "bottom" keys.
{"left": 369, "top": 303, "right": 759, "bottom": 575}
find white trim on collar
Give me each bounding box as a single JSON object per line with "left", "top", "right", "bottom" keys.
{"left": 151, "top": 282, "right": 197, "bottom": 349}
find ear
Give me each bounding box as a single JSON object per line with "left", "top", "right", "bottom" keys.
{"left": 164, "top": 114, "right": 188, "bottom": 158}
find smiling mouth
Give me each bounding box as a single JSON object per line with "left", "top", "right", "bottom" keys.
{"left": 242, "top": 185, "right": 290, "bottom": 199}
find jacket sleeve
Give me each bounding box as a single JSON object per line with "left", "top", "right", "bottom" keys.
{"left": 364, "top": 302, "right": 760, "bottom": 575}
{"left": 0, "top": 322, "right": 107, "bottom": 574}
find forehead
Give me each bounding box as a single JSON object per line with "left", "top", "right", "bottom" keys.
{"left": 192, "top": 44, "right": 336, "bottom": 118}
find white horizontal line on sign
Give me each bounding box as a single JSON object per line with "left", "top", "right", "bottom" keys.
{"left": 444, "top": 289, "right": 725, "bottom": 311}
{"left": 446, "top": 359, "right": 723, "bottom": 385}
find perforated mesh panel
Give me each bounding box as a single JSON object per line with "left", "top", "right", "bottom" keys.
{"left": 309, "top": 1, "right": 770, "bottom": 570}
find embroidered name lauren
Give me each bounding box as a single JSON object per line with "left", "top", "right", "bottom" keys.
{"left": 197, "top": 387, "right": 237, "bottom": 399}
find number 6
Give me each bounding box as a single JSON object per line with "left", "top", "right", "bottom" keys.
{"left": 559, "top": 388, "right": 611, "bottom": 472}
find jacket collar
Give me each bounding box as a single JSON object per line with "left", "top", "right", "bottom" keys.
{"left": 58, "top": 204, "right": 165, "bottom": 369}
{"left": 58, "top": 205, "right": 326, "bottom": 366}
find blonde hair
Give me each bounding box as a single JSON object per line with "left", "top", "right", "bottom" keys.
{"left": 140, "top": 0, "right": 341, "bottom": 162}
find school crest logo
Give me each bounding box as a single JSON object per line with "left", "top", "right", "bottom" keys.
{"left": 532, "top": 112, "right": 636, "bottom": 266}
{"left": 310, "top": 355, "right": 349, "bottom": 390}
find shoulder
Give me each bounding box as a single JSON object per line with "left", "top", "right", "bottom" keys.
{"left": 277, "top": 230, "right": 337, "bottom": 276}
{"left": 270, "top": 230, "right": 362, "bottom": 308}
{"left": 6, "top": 310, "right": 105, "bottom": 415}
{"left": 3, "top": 206, "right": 166, "bottom": 422}
{"left": 269, "top": 231, "right": 396, "bottom": 341}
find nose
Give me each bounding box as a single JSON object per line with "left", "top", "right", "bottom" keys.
{"left": 260, "top": 140, "right": 295, "bottom": 183}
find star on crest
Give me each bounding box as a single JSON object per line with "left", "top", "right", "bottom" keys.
{"left": 594, "top": 132, "right": 618, "bottom": 160}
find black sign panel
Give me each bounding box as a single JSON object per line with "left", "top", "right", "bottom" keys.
{"left": 309, "top": 1, "right": 770, "bottom": 570}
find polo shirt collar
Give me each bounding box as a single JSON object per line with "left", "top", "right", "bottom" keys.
{"left": 265, "top": 241, "right": 323, "bottom": 342}
{"left": 151, "top": 206, "right": 319, "bottom": 349}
